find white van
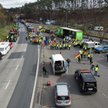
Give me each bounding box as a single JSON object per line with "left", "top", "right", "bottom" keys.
{"left": 94, "top": 26, "right": 104, "bottom": 31}
{"left": 50, "top": 54, "right": 66, "bottom": 74}
{"left": 55, "top": 82, "right": 71, "bottom": 106}
{"left": 0, "top": 42, "right": 10, "bottom": 55}
{"left": 84, "top": 41, "right": 100, "bottom": 49}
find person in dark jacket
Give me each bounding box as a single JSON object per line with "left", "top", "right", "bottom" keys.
{"left": 0, "top": 52, "right": 2, "bottom": 60}
{"left": 106, "top": 53, "right": 108, "bottom": 62}
{"left": 43, "top": 66, "right": 47, "bottom": 75}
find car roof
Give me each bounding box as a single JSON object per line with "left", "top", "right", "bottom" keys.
{"left": 56, "top": 83, "right": 68, "bottom": 96}
{"left": 81, "top": 72, "right": 96, "bottom": 82}
{"left": 52, "top": 54, "right": 65, "bottom": 62}
{"left": 77, "top": 69, "right": 96, "bottom": 82}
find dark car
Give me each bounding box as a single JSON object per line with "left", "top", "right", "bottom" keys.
{"left": 74, "top": 69, "right": 97, "bottom": 94}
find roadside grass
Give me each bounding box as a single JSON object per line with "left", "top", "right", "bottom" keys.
{"left": 0, "top": 24, "right": 13, "bottom": 41}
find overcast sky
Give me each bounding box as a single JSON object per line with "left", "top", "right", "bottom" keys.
{"left": 0, "top": 0, "right": 37, "bottom": 8}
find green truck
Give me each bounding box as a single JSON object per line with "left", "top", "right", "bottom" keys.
{"left": 55, "top": 27, "right": 83, "bottom": 41}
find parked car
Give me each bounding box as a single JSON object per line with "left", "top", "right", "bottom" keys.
{"left": 74, "top": 69, "right": 97, "bottom": 94}
{"left": 83, "top": 41, "right": 100, "bottom": 49}
{"left": 55, "top": 82, "right": 71, "bottom": 106}
{"left": 94, "top": 45, "right": 108, "bottom": 53}
{"left": 0, "top": 42, "right": 10, "bottom": 55}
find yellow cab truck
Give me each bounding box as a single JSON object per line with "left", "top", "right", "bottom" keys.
{"left": 39, "top": 26, "right": 46, "bottom": 32}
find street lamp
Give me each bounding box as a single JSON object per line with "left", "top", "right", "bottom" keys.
{"left": 66, "top": 11, "right": 68, "bottom": 27}
{"left": 64, "top": 9, "right": 68, "bottom": 27}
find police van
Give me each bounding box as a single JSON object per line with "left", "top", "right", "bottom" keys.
{"left": 50, "top": 54, "right": 67, "bottom": 74}
{"left": 74, "top": 69, "right": 97, "bottom": 94}
{"left": 0, "top": 42, "right": 10, "bottom": 55}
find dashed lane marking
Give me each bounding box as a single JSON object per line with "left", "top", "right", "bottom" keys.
{"left": 5, "top": 80, "right": 10, "bottom": 90}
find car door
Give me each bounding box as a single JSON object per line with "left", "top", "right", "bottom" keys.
{"left": 103, "top": 46, "right": 108, "bottom": 52}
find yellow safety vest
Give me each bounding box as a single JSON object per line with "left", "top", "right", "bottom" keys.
{"left": 95, "top": 67, "right": 99, "bottom": 72}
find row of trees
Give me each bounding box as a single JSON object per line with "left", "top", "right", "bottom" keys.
{"left": 18, "top": 0, "right": 107, "bottom": 26}
{"left": 21, "top": 0, "right": 108, "bottom": 11}
{"left": 0, "top": 4, "right": 14, "bottom": 28}
{"left": 0, "top": 4, "right": 7, "bottom": 27}
{"left": 1, "top": 0, "right": 104, "bottom": 29}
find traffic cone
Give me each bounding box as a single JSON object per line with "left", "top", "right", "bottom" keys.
{"left": 47, "top": 81, "right": 51, "bottom": 86}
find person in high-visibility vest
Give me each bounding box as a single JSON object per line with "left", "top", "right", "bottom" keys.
{"left": 79, "top": 49, "right": 83, "bottom": 58}
{"left": 68, "top": 44, "right": 71, "bottom": 50}
{"left": 94, "top": 65, "right": 100, "bottom": 77}
{"left": 87, "top": 53, "right": 91, "bottom": 59}
{"left": 59, "top": 44, "right": 62, "bottom": 50}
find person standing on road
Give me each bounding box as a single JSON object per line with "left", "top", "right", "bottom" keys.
{"left": 77, "top": 54, "right": 81, "bottom": 63}
{"left": 0, "top": 52, "right": 2, "bottom": 60}
{"left": 79, "top": 49, "right": 83, "bottom": 58}
{"left": 90, "top": 62, "right": 95, "bottom": 72}
{"left": 25, "top": 36, "right": 28, "bottom": 40}
{"left": 66, "top": 58, "right": 71, "bottom": 67}
{"left": 75, "top": 53, "right": 81, "bottom": 63}
{"left": 42, "top": 62, "right": 47, "bottom": 75}
{"left": 94, "top": 64, "right": 100, "bottom": 77}
{"left": 89, "top": 55, "right": 93, "bottom": 65}
{"left": 43, "top": 66, "right": 47, "bottom": 75}
{"left": 106, "top": 53, "right": 108, "bottom": 62}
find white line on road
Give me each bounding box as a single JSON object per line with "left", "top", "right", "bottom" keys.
{"left": 15, "top": 65, "right": 19, "bottom": 70}
{"left": 5, "top": 80, "right": 10, "bottom": 90}
{"left": 30, "top": 45, "right": 40, "bottom": 108}
{"left": 99, "top": 89, "right": 108, "bottom": 99}
{"left": 102, "top": 93, "right": 108, "bottom": 98}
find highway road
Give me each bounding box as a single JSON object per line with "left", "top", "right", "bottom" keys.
{"left": 34, "top": 32, "right": 108, "bottom": 108}
{"left": 0, "top": 23, "right": 39, "bottom": 108}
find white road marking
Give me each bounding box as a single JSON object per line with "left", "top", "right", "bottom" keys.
{"left": 15, "top": 65, "right": 19, "bottom": 70}
{"left": 5, "top": 80, "right": 10, "bottom": 90}
{"left": 102, "top": 93, "right": 108, "bottom": 98}
{"left": 30, "top": 45, "right": 40, "bottom": 108}
{"left": 99, "top": 89, "right": 108, "bottom": 99}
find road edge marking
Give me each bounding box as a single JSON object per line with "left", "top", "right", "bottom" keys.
{"left": 5, "top": 80, "right": 10, "bottom": 90}
{"left": 15, "top": 65, "right": 19, "bottom": 70}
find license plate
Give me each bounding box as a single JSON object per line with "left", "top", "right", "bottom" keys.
{"left": 88, "top": 88, "right": 93, "bottom": 90}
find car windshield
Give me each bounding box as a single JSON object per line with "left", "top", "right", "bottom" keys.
{"left": 82, "top": 72, "right": 93, "bottom": 79}
{"left": 0, "top": 48, "right": 4, "bottom": 51}
{"left": 57, "top": 96, "right": 69, "bottom": 100}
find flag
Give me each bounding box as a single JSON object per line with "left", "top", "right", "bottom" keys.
{"left": 74, "top": 53, "right": 80, "bottom": 59}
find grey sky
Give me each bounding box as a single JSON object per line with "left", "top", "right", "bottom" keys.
{"left": 0, "top": 0, "right": 37, "bottom": 8}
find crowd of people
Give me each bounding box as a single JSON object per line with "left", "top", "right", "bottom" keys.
{"left": 28, "top": 26, "right": 101, "bottom": 77}
{"left": 75, "top": 48, "right": 100, "bottom": 77}
{"left": 50, "top": 40, "right": 72, "bottom": 50}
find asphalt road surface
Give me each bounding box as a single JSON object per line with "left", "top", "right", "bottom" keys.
{"left": 34, "top": 32, "right": 108, "bottom": 108}
{"left": 7, "top": 24, "right": 39, "bottom": 108}
{"left": 0, "top": 23, "right": 39, "bottom": 108}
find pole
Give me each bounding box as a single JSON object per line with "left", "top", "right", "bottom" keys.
{"left": 66, "top": 11, "right": 67, "bottom": 27}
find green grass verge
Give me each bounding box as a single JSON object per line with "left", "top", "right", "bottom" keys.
{"left": 0, "top": 24, "right": 13, "bottom": 41}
